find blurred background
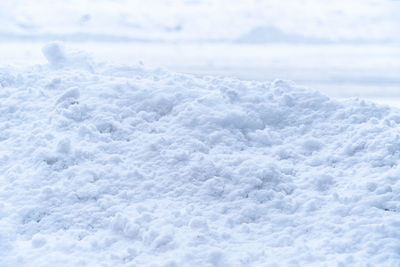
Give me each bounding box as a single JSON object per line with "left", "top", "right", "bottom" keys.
{"left": 1, "top": 0, "right": 399, "bottom": 105}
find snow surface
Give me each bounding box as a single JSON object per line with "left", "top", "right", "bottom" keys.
{"left": 1, "top": 44, "right": 400, "bottom": 266}
{"left": 0, "top": 0, "right": 399, "bottom": 43}
{"left": 1, "top": 0, "right": 399, "bottom": 104}
{"left": 2, "top": 42, "right": 400, "bottom": 104}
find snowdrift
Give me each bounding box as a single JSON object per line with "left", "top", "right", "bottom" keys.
{"left": 0, "top": 44, "right": 399, "bottom": 266}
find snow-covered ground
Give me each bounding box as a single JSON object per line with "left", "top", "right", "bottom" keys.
{"left": 0, "top": 0, "right": 399, "bottom": 105}
{"left": 1, "top": 43, "right": 400, "bottom": 266}
{"left": 1, "top": 0, "right": 400, "bottom": 93}
{"left": 2, "top": 0, "right": 399, "bottom": 42}
{"left": 1, "top": 1, "right": 400, "bottom": 266}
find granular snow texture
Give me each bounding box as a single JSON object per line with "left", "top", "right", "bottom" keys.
{"left": 1, "top": 44, "right": 400, "bottom": 266}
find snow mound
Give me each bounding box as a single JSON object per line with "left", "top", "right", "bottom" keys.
{"left": 0, "top": 44, "right": 400, "bottom": 266}
{"left": 42, "top": 42, "right": 94, "bottom": 71}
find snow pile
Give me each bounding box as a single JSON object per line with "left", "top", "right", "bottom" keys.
{"left": 1, "top": 44, "right": 400, "bottom": 266}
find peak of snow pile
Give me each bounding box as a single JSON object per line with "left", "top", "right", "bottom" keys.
{"left": 42, "top": 42, "right": 94, "bottom": 71}
{"left": 1, "top": 44, "right": 400, "bottom": 266}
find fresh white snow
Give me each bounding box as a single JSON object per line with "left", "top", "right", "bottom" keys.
{"left": 1, "top": 0, "right": 399, "bottom": 105}
{"left": 1, "top": 0, "right": 398, "bottom": 43}
{"left": 1, "top": 42, "right": 399, "bottom": 105}
{"left": 0, "top": 43, "right": 400, "bottom": 266}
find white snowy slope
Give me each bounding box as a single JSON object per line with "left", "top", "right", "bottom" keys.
{"left": 1, "top": 44, "right": 400, "bottom": 266}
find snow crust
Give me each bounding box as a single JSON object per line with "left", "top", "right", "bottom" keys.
{"left": 1, "top": 44, "right": 400, "bottom": 266}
